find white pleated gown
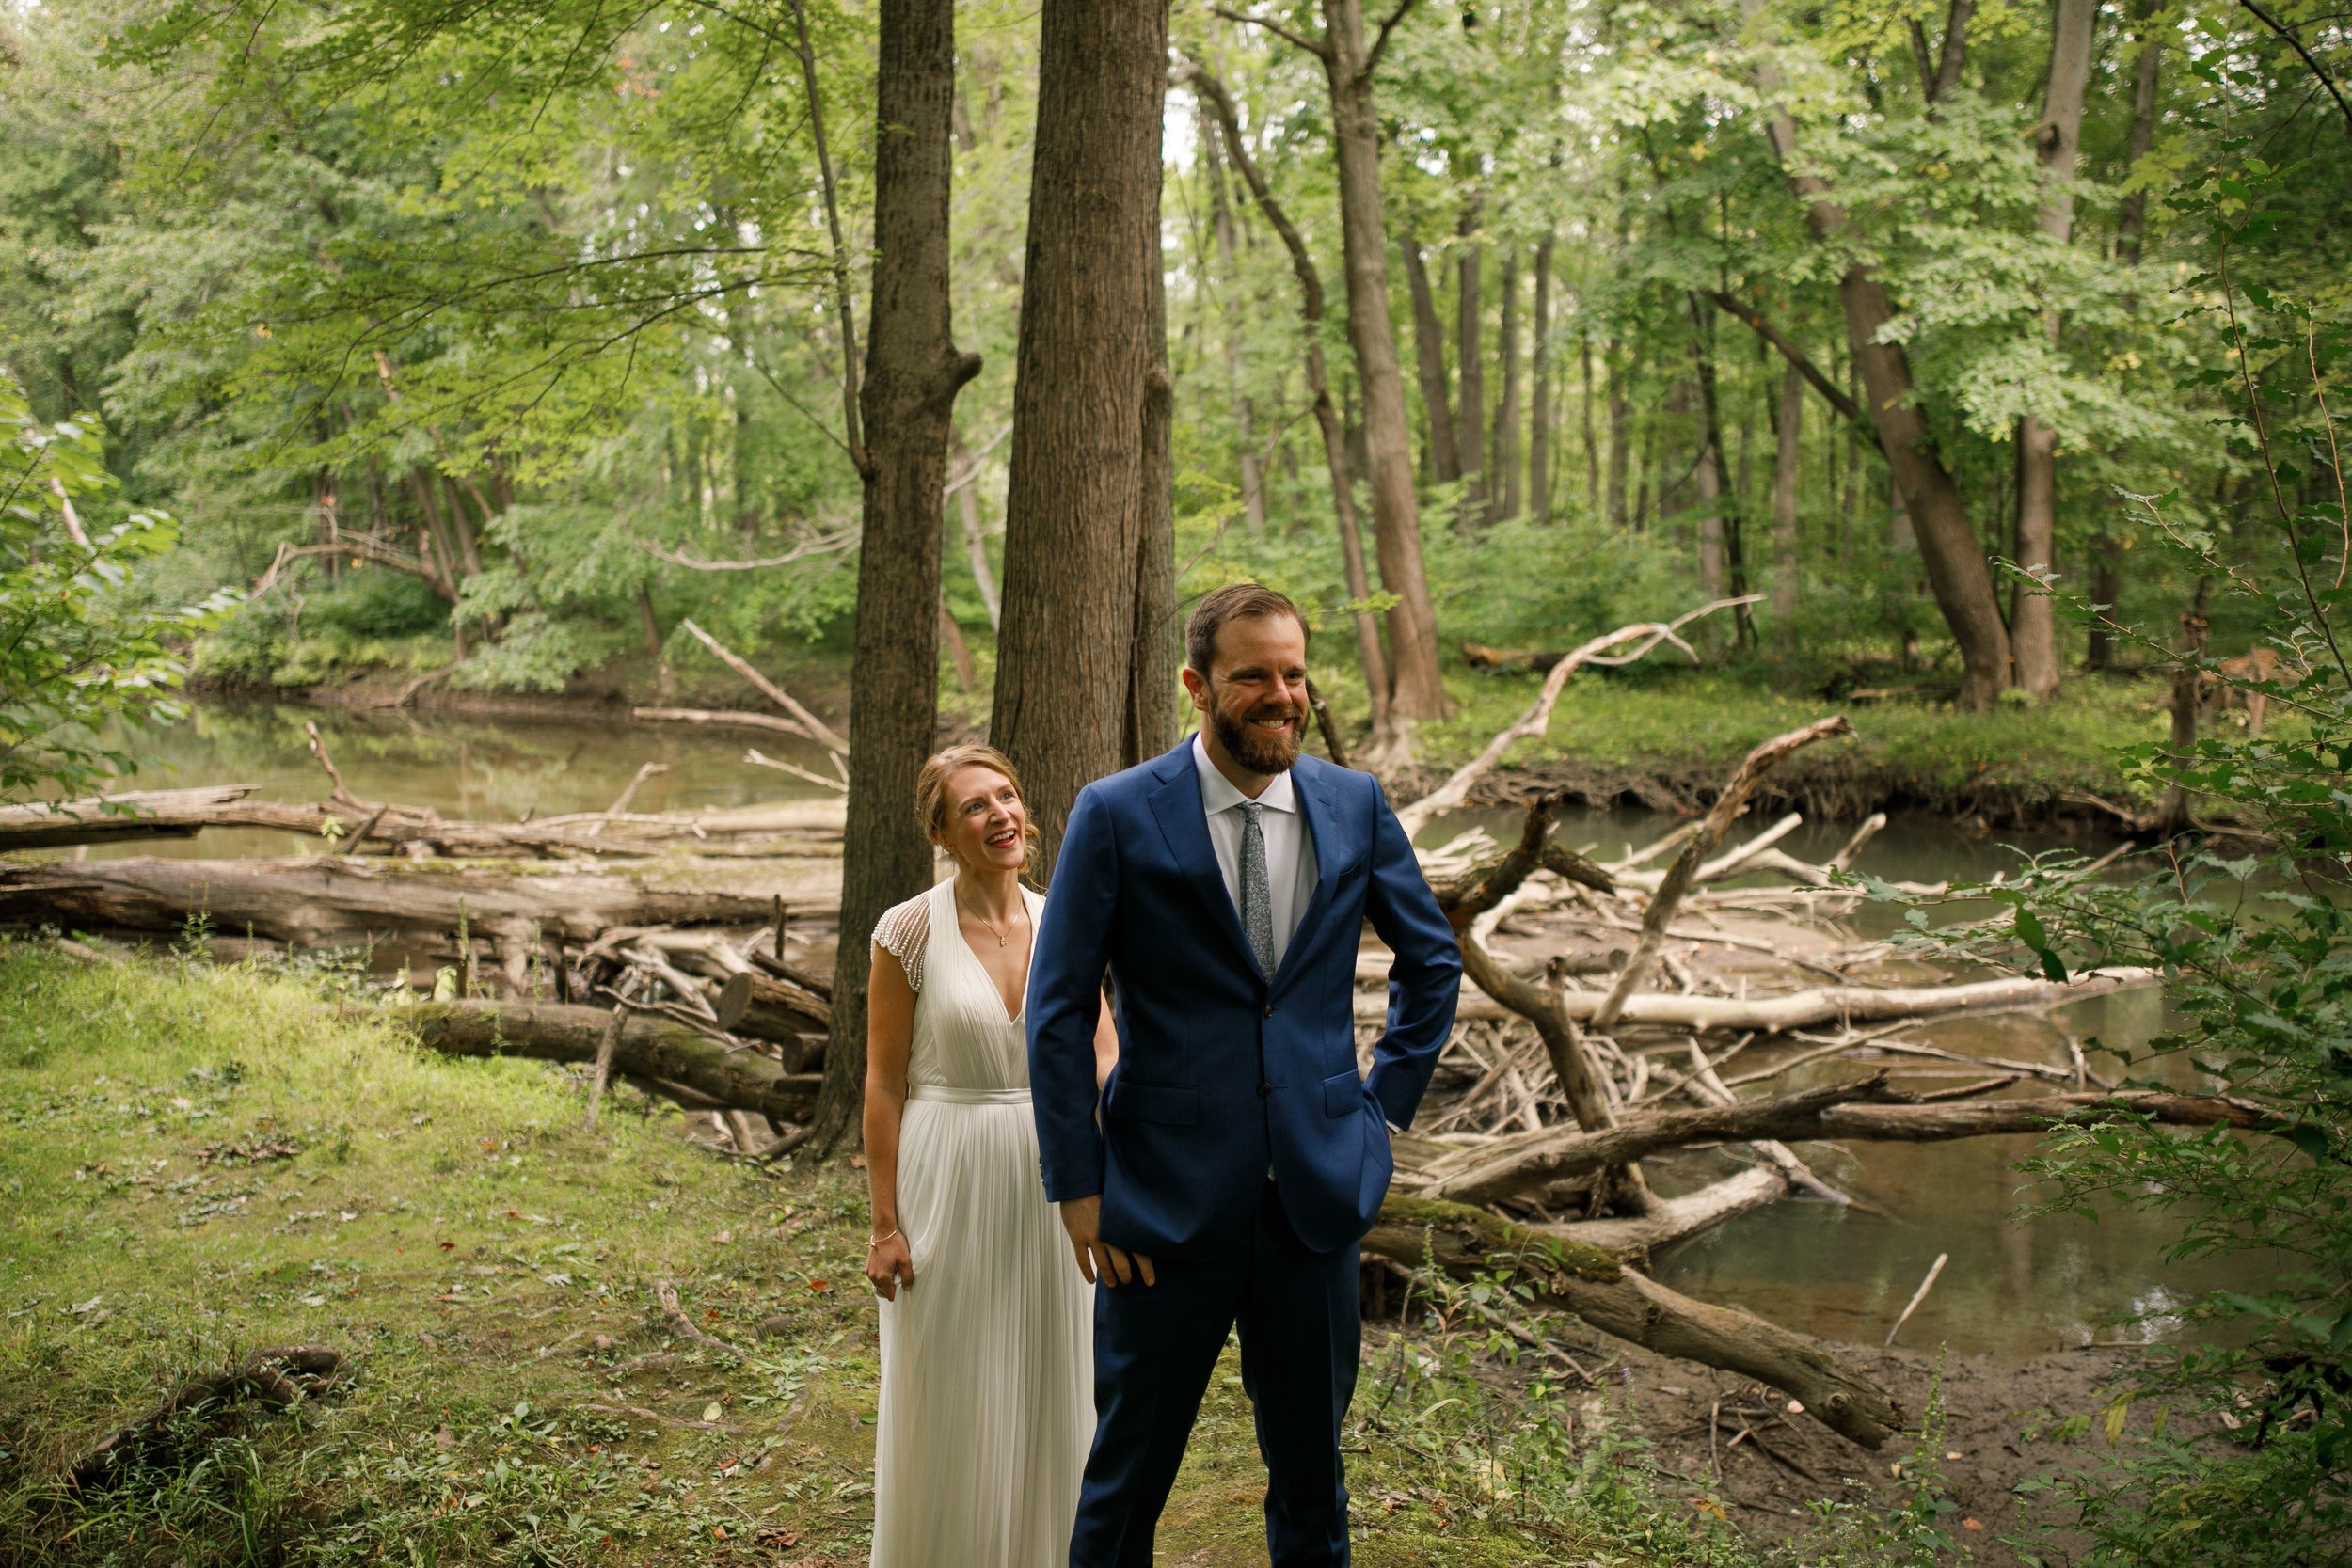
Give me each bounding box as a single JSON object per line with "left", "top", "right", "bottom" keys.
{"left": 869, "top": 878, "right": 1094, "bottom": 1568}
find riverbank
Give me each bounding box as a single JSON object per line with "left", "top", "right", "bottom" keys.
{"left": 192, "top": 643, "right": 2185, "bottom": 829}
{"left": 2, "top": 949, "right": 1774, "bottom": 1567}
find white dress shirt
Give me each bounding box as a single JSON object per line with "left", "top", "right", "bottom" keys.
{"left": 1193, "top": 728, "right": 1319, "bottom": 974}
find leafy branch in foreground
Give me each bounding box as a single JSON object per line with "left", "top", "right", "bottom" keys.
{"left": 0, "top": 369, "right": 233, "bottom": 802}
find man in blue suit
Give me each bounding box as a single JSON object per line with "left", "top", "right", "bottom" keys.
{"left": 1028, "top": 582, "right": 1463, "bottom": 1567}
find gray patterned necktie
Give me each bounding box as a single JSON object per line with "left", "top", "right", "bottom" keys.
{"left": 1238, "top": 801, "right": 1275, "bottom": 977}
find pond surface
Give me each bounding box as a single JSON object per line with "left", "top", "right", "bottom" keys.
{"left": 89, "top": 701, "right": 2240, "bottom": 1358}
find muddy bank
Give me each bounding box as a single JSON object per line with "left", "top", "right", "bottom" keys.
{"left": 1404, "top": 1315, "right": 2177, "bottom": 1565}
{"left": 1397, "top": 755, "right": 2138, "bottom": 832}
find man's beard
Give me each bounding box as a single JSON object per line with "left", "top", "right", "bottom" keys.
{"left": 1210, "top": 690, "right": 1303, "bottom": 775}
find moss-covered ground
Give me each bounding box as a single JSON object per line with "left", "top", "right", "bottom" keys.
{"left": 0, "top": 948, "right": 1768, "bottom": 1567}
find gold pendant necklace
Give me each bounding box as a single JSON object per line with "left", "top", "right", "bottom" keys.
{"left": 961, "top": 893, "right": 1018, "bottom": 948}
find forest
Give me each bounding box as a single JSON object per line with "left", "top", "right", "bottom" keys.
{"left": 4, "top": 0, "right": 2350, "bottom": 1563}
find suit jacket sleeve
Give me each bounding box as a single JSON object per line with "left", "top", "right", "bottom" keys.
{"left": 1359, "top": 778, "right": 1463, "bottom": 1131}
{"left": 1027, "top": 784, "right": 1119, "bottom": 1203}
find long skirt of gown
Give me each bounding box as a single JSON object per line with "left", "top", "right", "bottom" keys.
{"left": 872, "top": 1090, "right": 1093, "bottom": 1566}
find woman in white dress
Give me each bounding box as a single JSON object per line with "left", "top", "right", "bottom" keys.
{"left": 862, "top": 744, "right": 1110, "bottom": 1567}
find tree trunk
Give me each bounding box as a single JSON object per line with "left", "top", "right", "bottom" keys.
{"left": 1199, "top": 104, "right": 1267, "bottom": 531}
{"left": 2094, "top": 2, "right": 2164, "bottom": 670}
{"left": 993, "top": 0, "right": 1170, "bottom": 872}
{"left": 1127, "top": 234, "right": 1180, "bottom": 768}
{"left": 1772, "top": 362, "right": 1803, "bottom": 646}
{"left": 1605, "top": 345, "right": 1630, "bottom": 529}
{"left": 1746, "top": 0, "right": 2012, "bottom": 707}
{"left": 2157, "top": 578, "right": 2210, "bottom": 835}
{"left": 1453, "top": 226, "right": 1486, "bottom": 515}
{"left": 952, "top": 432, "right": 1002, "bottom": 630}
{"left": 1187, "top": 62, "right": 1390, "bottom": 733}
{"left": 1402, "top": 235, "right": 1460, "bottom": 484}
{"left": 2011, "top": 0, "right": 2096, "bottom": 704}
{"left": 1317, "top": 0, "right": 1449, "bottom": 726}
{"left": 809, "top": 0, "right": 984, "bottom": 1153}
{"left": 1489, "top": 248, "right": 1522, "bottom": 523}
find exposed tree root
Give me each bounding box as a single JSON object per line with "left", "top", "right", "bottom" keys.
{"left": 65, "top": 1346, "right": 343, "bottom": 1491}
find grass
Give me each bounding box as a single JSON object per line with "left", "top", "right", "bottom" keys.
{"left": 0, "top": 946, "right": 1772, "bottom": 1567}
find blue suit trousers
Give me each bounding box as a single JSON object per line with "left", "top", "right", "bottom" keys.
{"left": 1069, "top": 1180, "right": 1359, "bottom": 1568}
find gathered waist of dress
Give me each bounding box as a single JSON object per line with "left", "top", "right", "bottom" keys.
{"left": 904, "top": 1083, "right": 1032, "bottom": 1106}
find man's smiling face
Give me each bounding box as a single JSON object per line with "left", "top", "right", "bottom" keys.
{"left": 1184, "top": 610, "right": 1308, "bottom": 780}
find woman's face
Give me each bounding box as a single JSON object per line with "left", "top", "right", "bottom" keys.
{"left": 937, "top": 765, "right": 1025, "bottom": 873}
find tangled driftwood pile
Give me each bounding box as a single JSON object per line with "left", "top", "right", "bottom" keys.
{"left": 4, "top": 613, "right": 2279, "bottom": 1452}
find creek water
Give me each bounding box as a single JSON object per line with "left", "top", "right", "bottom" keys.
{"left": 82, "top": 700, "right": 2237, "bottom": 1359}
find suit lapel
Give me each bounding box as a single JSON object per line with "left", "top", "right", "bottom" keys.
{"left": 1275, "top": 760, "right": 1348, "bottom": 989}
{"left": 1145, "top": 742, "right": 1262, "bottom": 977}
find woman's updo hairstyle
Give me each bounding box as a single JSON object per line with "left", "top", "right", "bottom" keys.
{"left": 914, "top": 743, "right": 1041, "bottom": 872}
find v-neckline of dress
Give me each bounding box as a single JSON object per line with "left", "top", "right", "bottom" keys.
{"left": 945, "top": 879, "right": 1033, "bottom": 1027}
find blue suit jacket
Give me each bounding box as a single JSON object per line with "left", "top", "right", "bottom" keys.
{"left": 1027, "top": 739, "right": 1462, "bottom": 1257}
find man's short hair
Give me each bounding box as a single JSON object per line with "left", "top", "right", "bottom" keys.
{"left": 1184, "top": 582, "right": 1308, "bottom": 676}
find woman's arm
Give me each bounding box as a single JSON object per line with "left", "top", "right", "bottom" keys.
{"left": 863, "top": 945, "right": 918, "bottom": 1299}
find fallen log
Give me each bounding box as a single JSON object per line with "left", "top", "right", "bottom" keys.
{"left": 1355, "top": 966, "right": 2159, "bottom": 1032}
{"left": 0, "top": 856, "right": 833, "bottom": 951}
{"left": 1404, "top": 1077, "right": 2270, "bottom": 1206}
{"left": 1365, "top": 1196, "right": 1901, "bottom": 1449}
{"left": 67, "top": 1345, "right": 343, "bottom": 1490}
{"left": 0, "top": 785, "right": 834, "bottom": 860}
{"left": 396, "top": 1000, "right": 821, "bottom": 1124}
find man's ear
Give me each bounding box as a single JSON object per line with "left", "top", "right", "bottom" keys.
{"left": 1179, "top": 666, "right": 1210, "bottom": 712}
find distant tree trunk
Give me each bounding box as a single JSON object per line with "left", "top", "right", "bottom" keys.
{"left": 1490, "top": 249, "right": 1523, "bottom": 523}
{"left": 1771, "top": 363, "right": 1803, "bottom": 648}
{"left": 953, "top": 436, "right": 1002, "bottom": 630}
{"left": 2011, "top": 0, "right": 2096, "bottom": 703}
{"left": 993, "top": 0, "right": 1169, "bottom": 873}
{"left": 2114, "top": 1, "right": 2165, "bottom": 267}
{"left": 1528, "top": 234, "right": 1558, "bottom": 521}
{"left": 635, "top": 578, "right": 664, "bottom": 658}
{"left": 940, "top": 602, "right": 977, "bottom": 692}
{"left": 1454, "top": 221, "right": 1486, "bottom": 517}
{"left": 1605, "top": 347, "right": 1631, "bottom": 530}
{"left": 1402, "top": 236, "right": 1460, "bottom": 484}
{"left": 1747, "top": 0, "right": 2011, "bottom": 707}
{"left": 1315, "top": 0, "right": 1450, "bottom": 732}
{"left": 2156, "top": 578, "right": 2210, "bottom": 835}
{"left": 810, "top": 0, "right": 983, "bottom": 1153}
{"left": 1688, "top": 309, "right": 1753, "bottom": 644}
{"left": 1200, "top": 105, "right": 1267, "bottom": 531}
{"left": 1188, "top": 63, "right": 1391, "bottom": 736}
{"left": 1127, "top": 231, "right": 1180, "bottom": 767}
{"left": 1579, "top": 342, "right": 1600, "bottom": 513}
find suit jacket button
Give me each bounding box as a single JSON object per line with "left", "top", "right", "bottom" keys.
{"left": 1257, "top": 1082, "right": 1273, "bottom": 1098}
{"left": 1263, "top": 1002, "right": 1275, "bottom": 1017}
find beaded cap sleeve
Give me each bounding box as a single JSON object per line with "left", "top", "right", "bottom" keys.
{"left": 872, "top": 893, "right": 932, "bottom": 994}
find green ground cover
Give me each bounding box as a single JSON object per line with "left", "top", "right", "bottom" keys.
{"left": 0, "top": 948, "right": 1772, "bottom": 1568}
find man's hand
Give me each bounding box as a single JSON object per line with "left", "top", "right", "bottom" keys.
{"left": 1058, "top": 1195, "right": 1156, "bottom": 1289}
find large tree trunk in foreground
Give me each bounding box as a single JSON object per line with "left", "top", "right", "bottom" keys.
{"left": 1402, "top": 235, "right": 1459, "bottom": 484}
{"left": 1745, "top": 0, "right": 2012, "bottom": 707}
{"left": 2010, "top": 0, "right": 2096, "bottom": 704}
{"left": 1317, "top": 0, "right": 1449, "bottom": 727}
{"left": 400, "top": 1001, "right": 822, "bottom": 1124}
{"left": 811, "top": 0, "right": 984, "bottom": 1153}
{"left": 993, "top": 0, "right": 1170, "bottom": 871}
{"left": 1366, "top": 1196, "right": 1903, "bottom": 1449}
{"left": 1186, "top": 62, "right": 1391, "bottom": 736}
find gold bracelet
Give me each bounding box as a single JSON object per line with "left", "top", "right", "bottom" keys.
{"left": 866, "top": 1227, "right": 899, "bottom": 1250}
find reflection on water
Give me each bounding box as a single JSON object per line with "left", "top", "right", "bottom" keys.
{"left": 82, "top": 707, "right": 2258, "bottom": 1356}
{"left": 88, "top": 699, "right": 836, "bottom": 861}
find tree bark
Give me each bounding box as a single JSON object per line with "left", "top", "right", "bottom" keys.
{"left": 1745, "top": 0, "right": 2013, "bottom": 706}
{"left": 810, "top": 0, "right": 983, "bottom": 1152}
{"left": 1772, "top": 362, "right": 1803, "bottom": 645}
{"left": 1187, "top": 62, "right": 1391, "bottom": 734}
{"left": 993, "top": 0, "right": 1170, "bottom": 871}
{"left": 1199, "top": 104, "right": 1268, "bottom": 531}
{"left": 1317, "top": 0, "right": 1449, "bottom": 726}
{"left": 2093, "top": 3, "right": 2165, "bottom": 670}
{"left": 1605, "top": 344, "right": 1631, "bottom": 529}
{"left": 2011, "top": 0, "right": 2097, "bottom": 704}
{"left": 1402, "top": 234, "right": 1460, "bottom": 484}
{"left": 1489, "top": 248, "right": 1523, "bottom": 523}
{"left": 1454, "top": 223, "right": 1486, "bottom": 515}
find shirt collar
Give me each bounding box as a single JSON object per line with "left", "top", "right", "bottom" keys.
{"left": 1193, "top": 728, "right": 1296, "bottom": 815}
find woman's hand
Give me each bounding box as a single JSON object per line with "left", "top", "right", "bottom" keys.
{"left": 866, "top": 1230, "right": 915, "bottom": 1301}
